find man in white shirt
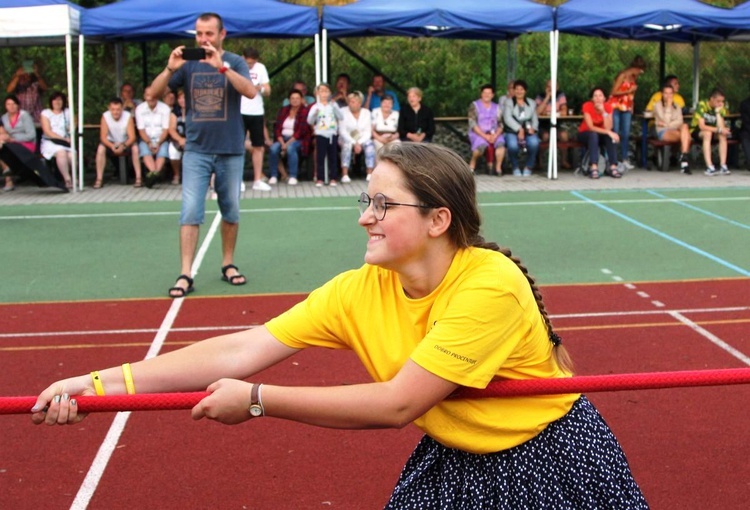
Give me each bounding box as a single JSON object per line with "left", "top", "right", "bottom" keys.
{"left": 240, "top": 47, "right": 272, "bottom": 190}
{"left": 95, "top": 97, "right": 141, "bottom": 188}
{"left": 135, "top": 86, "right": 171, "bottom": 187}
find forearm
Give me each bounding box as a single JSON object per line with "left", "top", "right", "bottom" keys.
{"left": 151, "top": 68, "right": 173, "bottom": 99}
{"left": 264, "top": 382, "right": 414, "bottom": 430}
{"left": 108, "top": 329, "right": 291, "bottom": 394}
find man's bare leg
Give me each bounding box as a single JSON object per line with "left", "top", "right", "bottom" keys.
{"left": 220, "top": 220, "right": 246, "bottom": 284}
{"left": 169, "top": 224, "right": 199, "bottom": 297}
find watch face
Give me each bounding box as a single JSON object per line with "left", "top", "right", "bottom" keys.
{"left": 249, "top": 405, "right": 262, "bottom": 417}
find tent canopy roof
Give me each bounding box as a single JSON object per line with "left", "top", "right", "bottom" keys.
{"left": 322, "top": 0, "right": 553, "bottom": 39}
{"left": 0, "top": 0, "right": 80, "bottom": 45}
{"left": 556, "top": 0, "right": 746, "bottom": 42}
{"left": 81, "top": 0, "right": 319, "bottom": 41}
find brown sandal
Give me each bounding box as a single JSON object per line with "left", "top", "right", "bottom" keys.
{"left": 93, "top": 179, "right": 103, "bottom": 189}
{"left": 134, "top": 179, "right": 143, "bottom": 188}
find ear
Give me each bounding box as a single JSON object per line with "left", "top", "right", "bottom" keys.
{"left": 427, "top": 207, "right": 452, "bottom": 238}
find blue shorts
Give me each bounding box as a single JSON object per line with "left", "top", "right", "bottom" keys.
{"left": 656, "top": 129, "right": 667, "bottom": 140}
{"left": 180, "top": 151, "right": 244, "bottom": 225}
{"left": 138, "top": 140, "right": 169, "bottom": 159}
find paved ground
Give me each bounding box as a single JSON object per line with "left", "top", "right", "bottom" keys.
{"left": 1, "top": 166, "right": 749, "bottom": 206}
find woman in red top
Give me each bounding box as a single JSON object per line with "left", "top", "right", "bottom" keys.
{"left": 577, "top": 87, "right": 621, "bottom": 179}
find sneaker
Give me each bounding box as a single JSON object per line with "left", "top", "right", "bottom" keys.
{"left": 512, "top": 168, "right": 522, "bottom": 176}
{"left": 329, "top": 180, "right": 338, "bottom": 187}
{"left": 522, "top": 168, "right": 532, "bottom": 177}
{"left": 679, "top": 154, "right": 691, "bottom": 174}
{"left": 3, "top": 184, "right": 15, "bottom": 192}
{"left": 288, "top": 177, "right": 298, "bottom": 186}
{"left": 341, "top": 175, "right": 351, "bottom": 183}
{"left": 268, "top": 176, "right": 278, "bottom": 185}
{"left": 622, "top": 160, "right": 635, "bottom": 171}
{"left": 144, "top": 170, "right": 160, "bottom": 189}
{"left": 719, "top": 165, "right": 731, "bottom": 175}
{"left": 315, "top": 180, "right": 323, "bottom": 187}
{"left": 252, "top": 180, "right": 272, "bottom": 191}
{"left": 240, "top": 181, "right": 246, "bottom": 192}
{"left": 704, "top": 166, "right": 718, "bottom": 176}
{"left": 366, "top": 174, "right": 372, "bottom": 182}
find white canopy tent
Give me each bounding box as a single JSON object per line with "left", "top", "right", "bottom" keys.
{"left": 0, "top": 0, "right": 83, "bottom": 190}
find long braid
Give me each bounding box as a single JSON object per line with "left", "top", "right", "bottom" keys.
{"left": 471, "top": 236, "right": 574, "bottom": 374}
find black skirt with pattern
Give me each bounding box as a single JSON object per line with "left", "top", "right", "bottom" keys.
{"left": 385, "top": 396, "right": 648, "bottom": 509}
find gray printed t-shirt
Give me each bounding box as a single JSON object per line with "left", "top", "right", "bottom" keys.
{"left": 168, "top": 52, "right": 248, "bottom": 155}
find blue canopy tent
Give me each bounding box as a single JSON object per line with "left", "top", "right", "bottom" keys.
{"left": 556, "top": 0, "right": 743, "bottom": 43}
{"left": 322, "top": 0, "right": 553, "bottom": 39}
{"left": 81, "top": 0, "right": 319, "bottom": 41}
{"left": 553, "top": 0, "right": 750, "bottom": 177}
{"left": 0, "top": 0, "right": 83, "bottom": 189}
{"left": 77, "top": 0, "right": 319, "bottom": 188}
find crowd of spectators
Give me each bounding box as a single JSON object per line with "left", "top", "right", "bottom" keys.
{"left": 2, "top": 52, "right": 750, "bottom": 193}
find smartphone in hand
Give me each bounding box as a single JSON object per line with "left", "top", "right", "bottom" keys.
{"left": 182, "top": 48, "right": 207, "bottom": 61}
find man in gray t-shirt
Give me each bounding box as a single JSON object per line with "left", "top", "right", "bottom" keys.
{"left": 150, "top": 12, "right": 259, "bottom": 298}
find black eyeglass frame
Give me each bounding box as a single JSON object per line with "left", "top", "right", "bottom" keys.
{"left": 358, "top": 192, "right": 434, "bottom": 221}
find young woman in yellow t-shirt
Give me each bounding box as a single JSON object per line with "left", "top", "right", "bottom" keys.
{"left": 33, "top": 143, "right": 647, "bottom": 508}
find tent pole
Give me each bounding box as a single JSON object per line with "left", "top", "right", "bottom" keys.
{"left": 78, "top": 34, "right": 85, "bottom": 190}
{"left": 548, "top": 30, "right": 559, "bottom": 180}
{"left": 314, "top": 33, "right": 321, "bottom": 85}
{"left": 322, "top": 28, "right": 328, "bottom": 84}
{"left": 65, "top": 34, "right": 78, "bottom": 192}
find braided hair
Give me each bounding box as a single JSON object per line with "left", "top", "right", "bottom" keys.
{"left": 378, "top": 142, "right": 574, "bottom": 374}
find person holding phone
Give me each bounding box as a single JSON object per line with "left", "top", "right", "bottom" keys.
{"left": 148, "top": 12, "right": 259, "bottom": 298}
{"left": 6, "top": 60, "right": 48, "bottom": 128}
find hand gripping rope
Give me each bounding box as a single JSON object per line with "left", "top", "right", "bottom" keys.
{"left": 1, "top": 368, "right": 750, "bottom": 415}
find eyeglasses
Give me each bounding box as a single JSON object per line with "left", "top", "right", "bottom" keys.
{"left": 358, "top": 192, "right": 434, "bottom": 221}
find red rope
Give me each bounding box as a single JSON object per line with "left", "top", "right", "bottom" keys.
{"left": 2, "top": 368, "right": 749, "bottom": 415}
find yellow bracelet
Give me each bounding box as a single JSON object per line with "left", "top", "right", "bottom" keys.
{"left": 91, "top": 371, "right": 105, "bottom": 396}
{"left": 122, "top": 363, "right": 136, "bottom": 395}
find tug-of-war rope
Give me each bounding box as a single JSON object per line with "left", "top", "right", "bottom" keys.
{"left": 2, "top": 368, "right": 749, "bottom": 415}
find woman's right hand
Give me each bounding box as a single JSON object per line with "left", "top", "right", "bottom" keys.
{"left": 31, "top": 375, "right": 94, "bottom": 425}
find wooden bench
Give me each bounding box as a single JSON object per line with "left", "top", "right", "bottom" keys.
{"left": 647, "top": 139, "right": 683, "bottom": 172}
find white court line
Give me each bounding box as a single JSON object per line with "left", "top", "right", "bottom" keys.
{"left": 668, "top": 311, "right": 750, "bottom": 366}
{"left": 1, "top": 195, "right": 748, "bottom": 221}
{"left": 69, "top": 212, "right": 223, "bottom": 510}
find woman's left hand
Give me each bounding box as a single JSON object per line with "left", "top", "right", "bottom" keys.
{"left": 192, "top": 378, "right": 254, "bottom": 425}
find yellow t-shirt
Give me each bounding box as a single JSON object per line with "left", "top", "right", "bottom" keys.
{"left": 645, "top": 91, "right": 686, "bottom": 112}
{"left": 265, "top": 247, "right": 578, "bottom": 454}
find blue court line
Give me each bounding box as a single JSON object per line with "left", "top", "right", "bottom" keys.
{"left": 570, "top": 190, "right": 750, "bottom": 277}
{"left": 646, "top": 190, "right": 750, "bottom": 231}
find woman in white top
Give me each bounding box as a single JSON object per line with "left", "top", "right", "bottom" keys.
{"left": 40, "top": 91, "right": 73, "bottom": 188}
{"left": 339, "top": 91, "right": 376, "bottom": 182}
{"left": 653, "top": 84, "right": 691, "bottom": 174}
{"left": 371, "top": 95, "right": 400, "bottom": 165}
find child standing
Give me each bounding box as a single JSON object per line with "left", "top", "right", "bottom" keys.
{"left": 307, "top": 83, "right": 343, "bottom": 186}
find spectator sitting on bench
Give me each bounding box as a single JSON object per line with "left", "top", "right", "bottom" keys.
{"left": 691, "top": 88, "right": 731, "bottom": 176}
{"left": 576, "top": 86, "right": 621, "bottom": 179}
{"left": 95, "top": 97, "right": 141, "bottom": 189}
{"left": 652, "top": 84, "right": 691, "bottom": 174}
{"left": 39, "top": 91, "right": 73, "bottom": 189}
{"left": 135, "top": 86, "right": 171, "bottom": 187}
{"left": 467, "top": 83, "right": 505, "bottom": 175}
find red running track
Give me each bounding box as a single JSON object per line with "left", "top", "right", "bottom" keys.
{"left": 1, "top": 278, "right": 749, "bottom": 509}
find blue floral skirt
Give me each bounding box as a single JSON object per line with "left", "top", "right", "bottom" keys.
{"left": 385, "top": 396, "right": 648, "bottom": 509}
